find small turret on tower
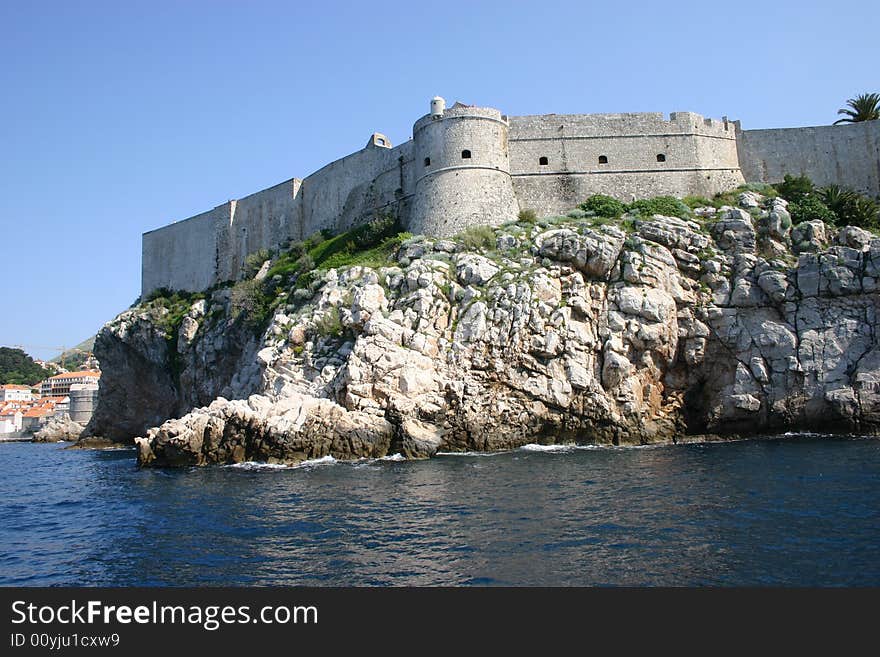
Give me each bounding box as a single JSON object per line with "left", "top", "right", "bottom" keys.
{"left": 410, "top": 97, "right": 520, "bottom": 237}
{"left": 431, "top": 96, "right": 446, "bottom": 119}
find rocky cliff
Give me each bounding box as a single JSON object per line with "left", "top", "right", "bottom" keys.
{"left": 83, "top": 192, "right": 880, "bottom": 466}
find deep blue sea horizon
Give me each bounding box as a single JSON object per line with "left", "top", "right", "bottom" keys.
{"left": 1, "top": 435, "right": 878, "bottom": 586}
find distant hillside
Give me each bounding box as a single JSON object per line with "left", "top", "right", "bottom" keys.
{"left": 0, "top": 347, "right": 50, "bottom": 386}
{"left": 50, "top": 335, "right": 97, "bottom": 369}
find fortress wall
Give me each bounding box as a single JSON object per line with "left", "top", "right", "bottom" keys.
{"left": 509, "top": 112, "right": 743, "bottom": 215}
{"left": 141, "top": 141, "right": 413, "bottom": 295}
{"left": 223, "top": 178, "right": 301, "bottom": 281}
{"left": 738, "top": 121, "right": 880, "bottom": 196}
{"left": 141, "top": 203, "right": 231, "bottom": 296}
{"left": 297, "top": 141, "right": 412, "bottom": 239}
{"left": 409, "top": 106, "right": 520, "bottom": 236}
{"left": 512, "top": 170, "right": 745, "bottom": 217}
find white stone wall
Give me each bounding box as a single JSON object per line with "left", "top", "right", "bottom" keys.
{"left": 297, "top": 141, "right": 411, "bottom": 238}
{"left": 142, "top": 204, "right": 229, "bottom": 296}
{"left": 738, "top": 121, "right": 880, "bottom": 196}
{"left": 509, "top": 112, "right": 743, "bottom": 215}
{"left": 140, "top": 103, "right": 878, "bottom": 296}
{"left": 69, "top": 384, "right": 99, "bottom": 424}
{"left": 218, "top": 179, "right": 301, "bottom": 283}
{"left": 409, "top": 105, "right": 519, "bottom": 236}
{"left": 141, "top": 140, "right": 411, "bottom": 295}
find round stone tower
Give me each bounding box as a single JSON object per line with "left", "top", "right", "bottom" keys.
{"left": 409, "top": 98, "right": 520, "bottom": 237}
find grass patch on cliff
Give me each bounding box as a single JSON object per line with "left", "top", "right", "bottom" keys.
{"left": 456, "top": 225, "right": 496, "bottom": 251}
{"left": 308, "top": 214, "right": 407, "bottom": 269}
{"left": 141, "top": 288, "right": 214, "bottom": 386}
{"left": 143, "top": 288, "right": 206, "bottom": 338}
{"left": 319, "top": 232, "right": 412, "bottom": 270}
{"left": 626, "top": 195, "right": 692, "bottom": 219}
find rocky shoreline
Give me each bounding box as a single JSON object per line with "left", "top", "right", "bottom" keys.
{"left": 82, "top": 191, "right": 880, "bottom": 467}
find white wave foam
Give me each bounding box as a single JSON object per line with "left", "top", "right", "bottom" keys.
{"left": 377, "top": 453, "right": 406, "bottom": 461}
{"left": 224, "top": 461, "right": 290, "bottom": 471}
{"left": 436, "top": 450, "right": 511, "bottom": 457}
{"left": 296, "top": 455, "right": 337, "bottom": 468}
{"left": 519, "top": 443, "right": 576, "bottom": 452}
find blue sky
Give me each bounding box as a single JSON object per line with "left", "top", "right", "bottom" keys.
{"left": 1, "top": 0, "right": 877, "bottom": 361}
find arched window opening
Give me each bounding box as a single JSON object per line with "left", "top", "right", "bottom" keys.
{"left": 424, "top": 157, "right": 431, "bottom": 167}
{"left": 598, "top": 155, "right": 608, "bottom": 164}
{"left": 539, "top": 156, "right": 549, "bottom": 166}
{"left": 461, "top": 150, "right": 472, "bottom": 159}
{"left": 656, "top": 153, "right": 666, "bottom": 162}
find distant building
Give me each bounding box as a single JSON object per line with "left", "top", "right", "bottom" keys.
{"left": 79, "top": 354, "right": 100, "bottom": 371}
{"left": 40, "top": 371, "right": 100, "bottom": 397}
{"left": 68, "top": 383, "right": 99, "bottom": 424}
{"left": 0, "top": 384, "right": 34, "bottom": 402}
{"left": 51, "top": 396, "right": 70, "bottom": 417}
{"left": 21, "top": 403, "right": 56, "bottom": 432}
{"left": 0, "top": 408, "right": 23, "bottom": 434}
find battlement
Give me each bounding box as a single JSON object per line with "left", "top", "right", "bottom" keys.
{"left": 141, "top": 97, "right": 880, "bottom": 296}
{"left": 509, "top": 111, "right": 736, "bottom": 141}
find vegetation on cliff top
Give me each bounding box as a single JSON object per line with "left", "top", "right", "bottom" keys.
{"left": 0, "top": 347, "right": 50, "bottom": 386}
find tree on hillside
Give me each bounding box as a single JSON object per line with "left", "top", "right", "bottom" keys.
{"left": 0, "top": 347, "right": 51, "bottom": 386}
{"left": 834, "top": 93, "right": 880, "bottom": 124}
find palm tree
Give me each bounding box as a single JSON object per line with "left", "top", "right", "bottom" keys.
{"left": 834, "top": 93, "right": 880, "bottom": 124}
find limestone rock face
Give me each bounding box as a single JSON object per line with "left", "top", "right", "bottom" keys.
{"left": 83, "top": 290, "right": 261, "bottom": 442}
{"left": 90, "top": 194, "right": 880, "bottom": 466}
{"left": 33, "top": 415, "right": 84, "bottom": 443}
{"left": 135, "top": 394, "right": 393, "bottom": 467}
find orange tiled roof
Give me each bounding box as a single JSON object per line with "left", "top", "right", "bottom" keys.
{"left": 48, "top": 370, "right": 101, "bottom": 380}
{"left": 23, "top": 407, "right": 53, "bottom": 418}
{"left": 0, "top": 384, "right": 32, "bottom": 390}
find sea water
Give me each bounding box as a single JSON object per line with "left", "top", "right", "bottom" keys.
{"left": 1, "top": 435, "right": 878, "bottom": 586}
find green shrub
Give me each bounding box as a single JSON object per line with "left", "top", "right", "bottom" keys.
{"left": 580, "top": 194, "right": 626, "bottom": 218}
{"left": 457, "top": 225, "right": 496, "bottom": 251}
{"left": 145, "top": 289, "right": 206, "bottom": 337}
{"left": 776, "top": 174, "right": 815, "bottom": 203}
{"left": 683, "top": 195, "right": 713, "bottom": 209}
{"left": 354, "top": 213, "right": 399, "bottom": 249}
{"left": 626, "top": 195, "right": 691, "bottom": 219}
{"left": 820, "top": 185, "right": 879, "bottom": 229}
{"left": 243, "top": 249, "right": 271, "bottom": 278}
{"left": 314, "top": 307, "right": 344, "bottom": 338}
{"left": 788, "top": 195, "right": 837, "bottom": 225}
{"left": 146, "top": 287, "right": 174, "bottom": 302}
{"left": 821, "top": 185, "right": 858, "bottom": 216}
{"left": 518, "top": 209, "right": 537, "bottom": 223}
{"left": 230, "top": 278, "right": 273, "bottom": 330}
{"left": 286, "top": 240, "right": 306, "bottom": 259}
{"left": 620, "top": 217, "right": 638, "bottom": 233}
{"left": 304, "top": 232, "right": 325, "bottom": 250}
{"left": 845, "top": 196, "right": 880, "bottom": 229}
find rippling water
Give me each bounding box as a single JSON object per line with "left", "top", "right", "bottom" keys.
{"left": 1, "top": 435, "right": 879, "bottom": 586}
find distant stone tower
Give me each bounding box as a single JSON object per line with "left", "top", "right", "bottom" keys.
{"left": 409, "top": 98, "right": 520, "bottom": 237}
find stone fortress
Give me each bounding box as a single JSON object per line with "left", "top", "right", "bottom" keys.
{"left": 142, "top": 96, "right": 880, "bottom": 296}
